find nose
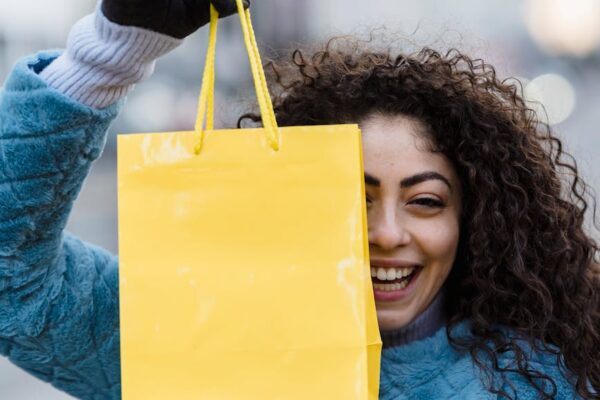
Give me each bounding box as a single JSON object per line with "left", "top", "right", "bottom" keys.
{"left": 368, "top": 202, "right": 411, "bottom": 251}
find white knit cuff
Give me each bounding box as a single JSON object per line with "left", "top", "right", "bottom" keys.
{"left": 40, "top": 7, "right": 182, "bottom": 109}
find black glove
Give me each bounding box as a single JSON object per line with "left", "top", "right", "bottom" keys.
{"left": 101, "top": 0, "right": 250, "bottom": 39}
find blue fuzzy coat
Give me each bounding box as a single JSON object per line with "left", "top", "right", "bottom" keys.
{"left": 0, "top": 52, "right": 582, "bottom": 400}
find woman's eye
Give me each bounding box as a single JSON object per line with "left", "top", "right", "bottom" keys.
{"left": 410, "top": 197, "right": 445, "bottom": 208}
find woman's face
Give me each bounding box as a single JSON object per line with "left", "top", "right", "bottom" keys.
{"left": 361, "top": 114, "right": 462, "bottom": 331}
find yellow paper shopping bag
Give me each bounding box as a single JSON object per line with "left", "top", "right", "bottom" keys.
{"left": 117, "top": 2, "right": 381, "bottom": 398}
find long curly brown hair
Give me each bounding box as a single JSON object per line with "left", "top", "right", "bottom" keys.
{"left": 238, "top": 36, "right": 600, "bottom": 399}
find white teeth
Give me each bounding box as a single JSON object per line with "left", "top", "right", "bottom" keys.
{"left": 386, "top": 269, "right": 396, "bottom": 280}
{"left": 370, "top": 266, "right": 416, "bottom": 281}
{"left": 372, "top": 279, "right": 410, "bottom": 292}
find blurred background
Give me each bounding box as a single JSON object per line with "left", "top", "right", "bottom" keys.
{"left": 1, "top": 0, "right": 599, "bottom": 398}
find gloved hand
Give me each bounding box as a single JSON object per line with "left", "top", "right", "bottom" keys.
{"left": 101, "top": 0, "right": 250, "bottom": 39}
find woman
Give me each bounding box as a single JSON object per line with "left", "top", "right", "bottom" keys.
{"left": 0, "top": 1, "right": 598, "bottom": 399}
{"left": 247, "top": 39, "right": 600, "bottom": 399}
{"left": 243, "top": 41, "right": 600, "bottom": 399}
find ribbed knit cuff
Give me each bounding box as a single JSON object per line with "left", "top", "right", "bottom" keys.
{"left": 40, "top": 5, "right": 182, "bottom": 109}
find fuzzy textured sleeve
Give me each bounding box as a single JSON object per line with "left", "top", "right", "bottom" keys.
{"left": 0, "top": 51, "right": 123, "bottom": 400}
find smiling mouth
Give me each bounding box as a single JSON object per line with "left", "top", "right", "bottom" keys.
{"left": 370, "top": 266, "right": 420, "bottom": 291}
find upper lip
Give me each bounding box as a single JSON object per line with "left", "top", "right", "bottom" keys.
{"left": 369, "top": 259, "right": 423, "bottom": 269}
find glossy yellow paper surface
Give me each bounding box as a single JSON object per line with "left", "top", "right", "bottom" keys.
{"left": 117, "top": 125, "right": 382, "bottom": 399}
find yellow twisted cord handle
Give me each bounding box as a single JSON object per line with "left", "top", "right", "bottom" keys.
{"left": 194, "top": 5, "right": 218, "bottom": 154}
{"left": 194, "top": 1, "right": 280, "bottom": 155}
{"left": 235, "top": 0, "right": 279, "bottom": 150}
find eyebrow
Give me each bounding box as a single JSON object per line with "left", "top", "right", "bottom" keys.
{"left": 364, "top": 171, "right": 453, "bottom": 192}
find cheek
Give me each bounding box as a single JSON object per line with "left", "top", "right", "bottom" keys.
{"left": 413, "top": 216, "right": 460, "bottom": 269}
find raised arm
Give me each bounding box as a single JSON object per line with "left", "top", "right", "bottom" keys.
{"left": 0, "top": 1, "right": 244, "bottom": 398}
